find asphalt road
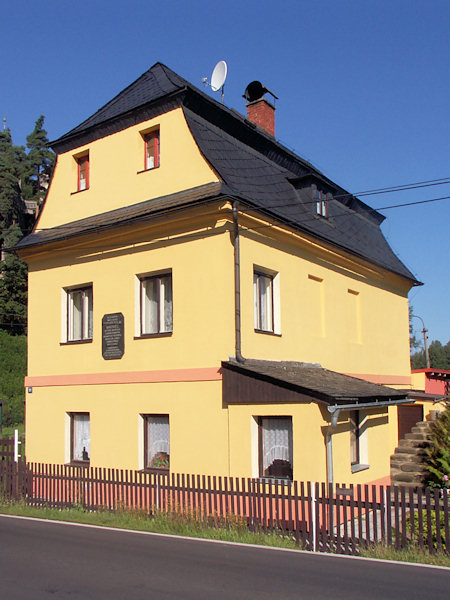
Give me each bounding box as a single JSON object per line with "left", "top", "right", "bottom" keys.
{"left": 0, "top": 515, "right": 447, "bottom": 599}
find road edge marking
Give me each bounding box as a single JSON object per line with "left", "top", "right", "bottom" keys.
{"left": 0, "top": 512, "right": 448, "bottom": 571}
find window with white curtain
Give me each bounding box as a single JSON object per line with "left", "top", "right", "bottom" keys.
{"left": 71, "top": 413, "right": 90, "bottom": 463}
{"left": 259, "top": 417, "right": 293, "bottom": 480}
{"left": 140, "top": 273, "right": 172, "bottom": 335}
{"left": 316, "top": 190, "right": 329, "bottom": 218}
{"left": 254, "top": 271, "right": 274, "bottom": 332}
{"left": 350, "top": 410, "right": 361, "bottom": 466}
{"left": 144, "top": 415, "right": 170, "bottom": 470}
{"left": 66, "top": 286, "right": 93, "bottom": 341}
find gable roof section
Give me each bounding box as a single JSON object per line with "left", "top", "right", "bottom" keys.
{"left": 222, "top": 359, "right": 408, "bottom": 405}
{"left": 42, "top": 62, "right": 419, "bottom": 283}
{"left": 54, "top": 63, "right": 188, "bottom": 145}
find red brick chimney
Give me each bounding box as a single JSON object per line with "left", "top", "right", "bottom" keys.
{"left": 246, "top": 98, "right": 276, "bottom": 137}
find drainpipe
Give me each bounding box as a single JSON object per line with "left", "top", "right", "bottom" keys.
{"left": 326, "top": 410, "right": 340, "bottom": 487}
{"left": 232, "top": 201, "right": 245, "bottom": 363}
{"left": 326, "top": 397, "right": 411, "bottom": 487}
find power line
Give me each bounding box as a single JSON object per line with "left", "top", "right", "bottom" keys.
{"left": 27, "top": 175, "right": 450, "bottom": 233}
{"left": 335, "top": 177, "right": 450, "bottom": 199}
{"left": 375, "top": 195, "right": 450, "bottom": 211}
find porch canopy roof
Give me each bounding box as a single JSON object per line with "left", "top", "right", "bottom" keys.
{"left": 222, "top": 359, "right": 409, "bottom": 406}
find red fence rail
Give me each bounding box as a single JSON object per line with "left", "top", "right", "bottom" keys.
{"left": 0, "top": 460, "right": 448, "bottom": 556}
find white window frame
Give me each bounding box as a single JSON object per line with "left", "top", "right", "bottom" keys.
{"left": 70, "top": 412, "right": 90, "bottom": 464}
{"left": 143, "top": 414, "right": 170, "bottom": 471}
{"left": 259, "top": 416, "right": 293, "bottom": 481}
{"left": 253, "top": 267, "right": 281, "bottom": 334}
{"left": 61, "top": 285, "right": 93, "bottom": 343}
{"left": 316, "top": 190, "right": 329, "bottom": 218}
{"left": 350, "top": 409, "right": 369, "bottom": 473}
{"left": 137, "top": 271, "right": 173, "bottom": 336}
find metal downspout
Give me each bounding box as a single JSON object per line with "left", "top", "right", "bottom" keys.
{"left": 232, "top": 201, "right": 245, "bottom": 363}
{"left": 326, "top": 409, "right": 340, "bottom": 487}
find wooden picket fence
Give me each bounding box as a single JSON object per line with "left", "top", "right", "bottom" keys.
{"left": 0, "top": 460, "right": 448, "bottom": 555}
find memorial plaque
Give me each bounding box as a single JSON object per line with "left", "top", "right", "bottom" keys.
{"left": 102, "top": 313, "right": 124, "bottom": 360}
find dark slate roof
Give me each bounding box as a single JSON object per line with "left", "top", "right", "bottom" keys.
{"left": 40, "top": 62, "right": 418, "bottom": 283}
{"left": 183, "top": 108, "right": 416, "bottom": 280}
{"left": 222, "top": 359, "right": 408, "bottom": 405}
{"left": 15, "top": 183, "right": 227, "bottom": 250}
{"left": 55, "top": 63, "right": 188, "bottom": 143}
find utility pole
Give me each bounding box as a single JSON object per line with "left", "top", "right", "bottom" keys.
{"left": 411, "top": 314, "right": 430, "bottom": 368}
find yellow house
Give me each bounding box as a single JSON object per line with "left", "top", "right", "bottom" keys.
{"left": 16, "top": 63, "right": 420, "bottom": 486}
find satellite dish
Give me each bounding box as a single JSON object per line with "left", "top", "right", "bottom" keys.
{"left": 211, "top": 60, "right": 227, "bottom": 92}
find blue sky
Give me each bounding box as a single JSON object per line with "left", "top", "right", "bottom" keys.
{"left": 2, "top": 0, "right": 449, "bottom": 345}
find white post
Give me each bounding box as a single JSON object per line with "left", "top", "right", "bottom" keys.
{"left": 14, "top": 429, "right": 20, "bottom": 462}
{"left": 311, "top": 484, "right": 317, "bottom": 552}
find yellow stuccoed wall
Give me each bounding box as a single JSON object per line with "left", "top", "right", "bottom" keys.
{"left": 238, "top": 221, "right": 412, "bottom": 378}
{"left": 37, "top": 108, "right": 219, "bottom": 229}
{"left": 25, "top": 381, "right": 229, "bottom": 473}
{"left": 22, "top": 107, "right": 416, "bottom": 481}
{"left": 26, "top": 215, "right": 235, "bottom": 376}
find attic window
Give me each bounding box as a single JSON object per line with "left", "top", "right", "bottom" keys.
{"left": 76, "top": 153, "right": 89, "bottom": 191}
{"left": 316, "top": 190, "right": 329, "bottom": 218}
{"left": 143, "top": 129, "right": 160, "bottom": 170}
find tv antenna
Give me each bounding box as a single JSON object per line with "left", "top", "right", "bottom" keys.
{"left": 202, "top": 60, "right": 227, "bottom": 104}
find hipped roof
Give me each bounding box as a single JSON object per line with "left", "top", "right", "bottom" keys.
{"left": 18, "top": 63, "right": 419, "bottom": 283}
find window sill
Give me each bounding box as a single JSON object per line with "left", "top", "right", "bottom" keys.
{"left": 140, "top": 468, "right": 169, "bottom": 475}
{"left": 60, "top": 339, "right": 93, "bottom": 346}
{"left": 259, "top": 476, "right": 293, "bottom": 484}
{"left": 137, "top": 165, "right": 160, "bottom": 174}
{"left": 254, "top": 329, "right": 282, "bottom": 337}
{"left": 351, "top": 463, "right": 370, "bottom": 474}
{"left": 314, "top": 213, "right": 335, "bottom": 227}
{"left": 70, "top": 188, "right": 90, "bottom": 195}
{"left": 134, "top": 332, "right": 172, "bottom": 340}
{"left": 67, "top": 461, "right": 90, "bottom": 468}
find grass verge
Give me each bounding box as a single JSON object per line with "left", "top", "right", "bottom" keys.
{"left": 0, "top": 500, "right": 299, "bottom": 550}
{"left": 0, "top": 423, "right": 25, "bottom": 437}
{"left": 360, "top": 544, "right": 450, "bottom": 567}
{"left": 0, "top": 500, "right": 448, "bottom": 567}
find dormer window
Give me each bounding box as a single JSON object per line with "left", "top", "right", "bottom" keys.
{"left": 144, "top": 129, "right": 160, "bottom": 170}
{"left": 76, "top": 153, "right": 89, "bottom": 191}
{"left": 316, "top": 190, "right": 329, "bottom": 218}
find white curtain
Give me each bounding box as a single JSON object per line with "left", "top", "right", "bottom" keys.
{"left": 147, "top": 415, "right": 170, "bottom": 467}
{"left": 161, "top": 275, "right": 173, "bottom": 333}
{"left": 262, "top": 417, "right": 292, "bottom": 471}
{"left": 73, "top": 414, "right": 90, "bottom": 461}
{"left": 142, "top": 276, "right": 172, "bottom": 334}
{"left": 143, "top": 278, "right": 159, "bottom": 333}
{"left": 70, "top": 290, "right": 83, "bottom": 340}
{"left": 84, "top": 287, "right": 93, "bottom": 339}
{"left": 254, "top": 273, "right": 273, "bottom": 331}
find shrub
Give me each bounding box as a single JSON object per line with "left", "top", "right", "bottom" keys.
{"left": 424, "top": 401, "right": 450, "bottom": 490}
{"left": 0, "top": 330, "right": 26, "bottom": 426}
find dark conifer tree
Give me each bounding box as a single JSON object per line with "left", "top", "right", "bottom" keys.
{"left": 0, "top": 118, "right": 53, "bottom": 335}
{"left": 24, "top": 115, "right": 54, "bottom": 214}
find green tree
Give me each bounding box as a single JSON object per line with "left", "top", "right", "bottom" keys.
{"left": 0, "top": 329, "right": 27, "bottom": 426}
{"left": 411, "top": 339, "right": 450, "bottom": 370}
{"left": 0, "top": 118, "right": 54, "bottom": 335}
{"left": 0, "top": 129, "right": 28, "bottom": 334}
{"left": 23, "top": 115, "right": 54, "bottom": 212}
